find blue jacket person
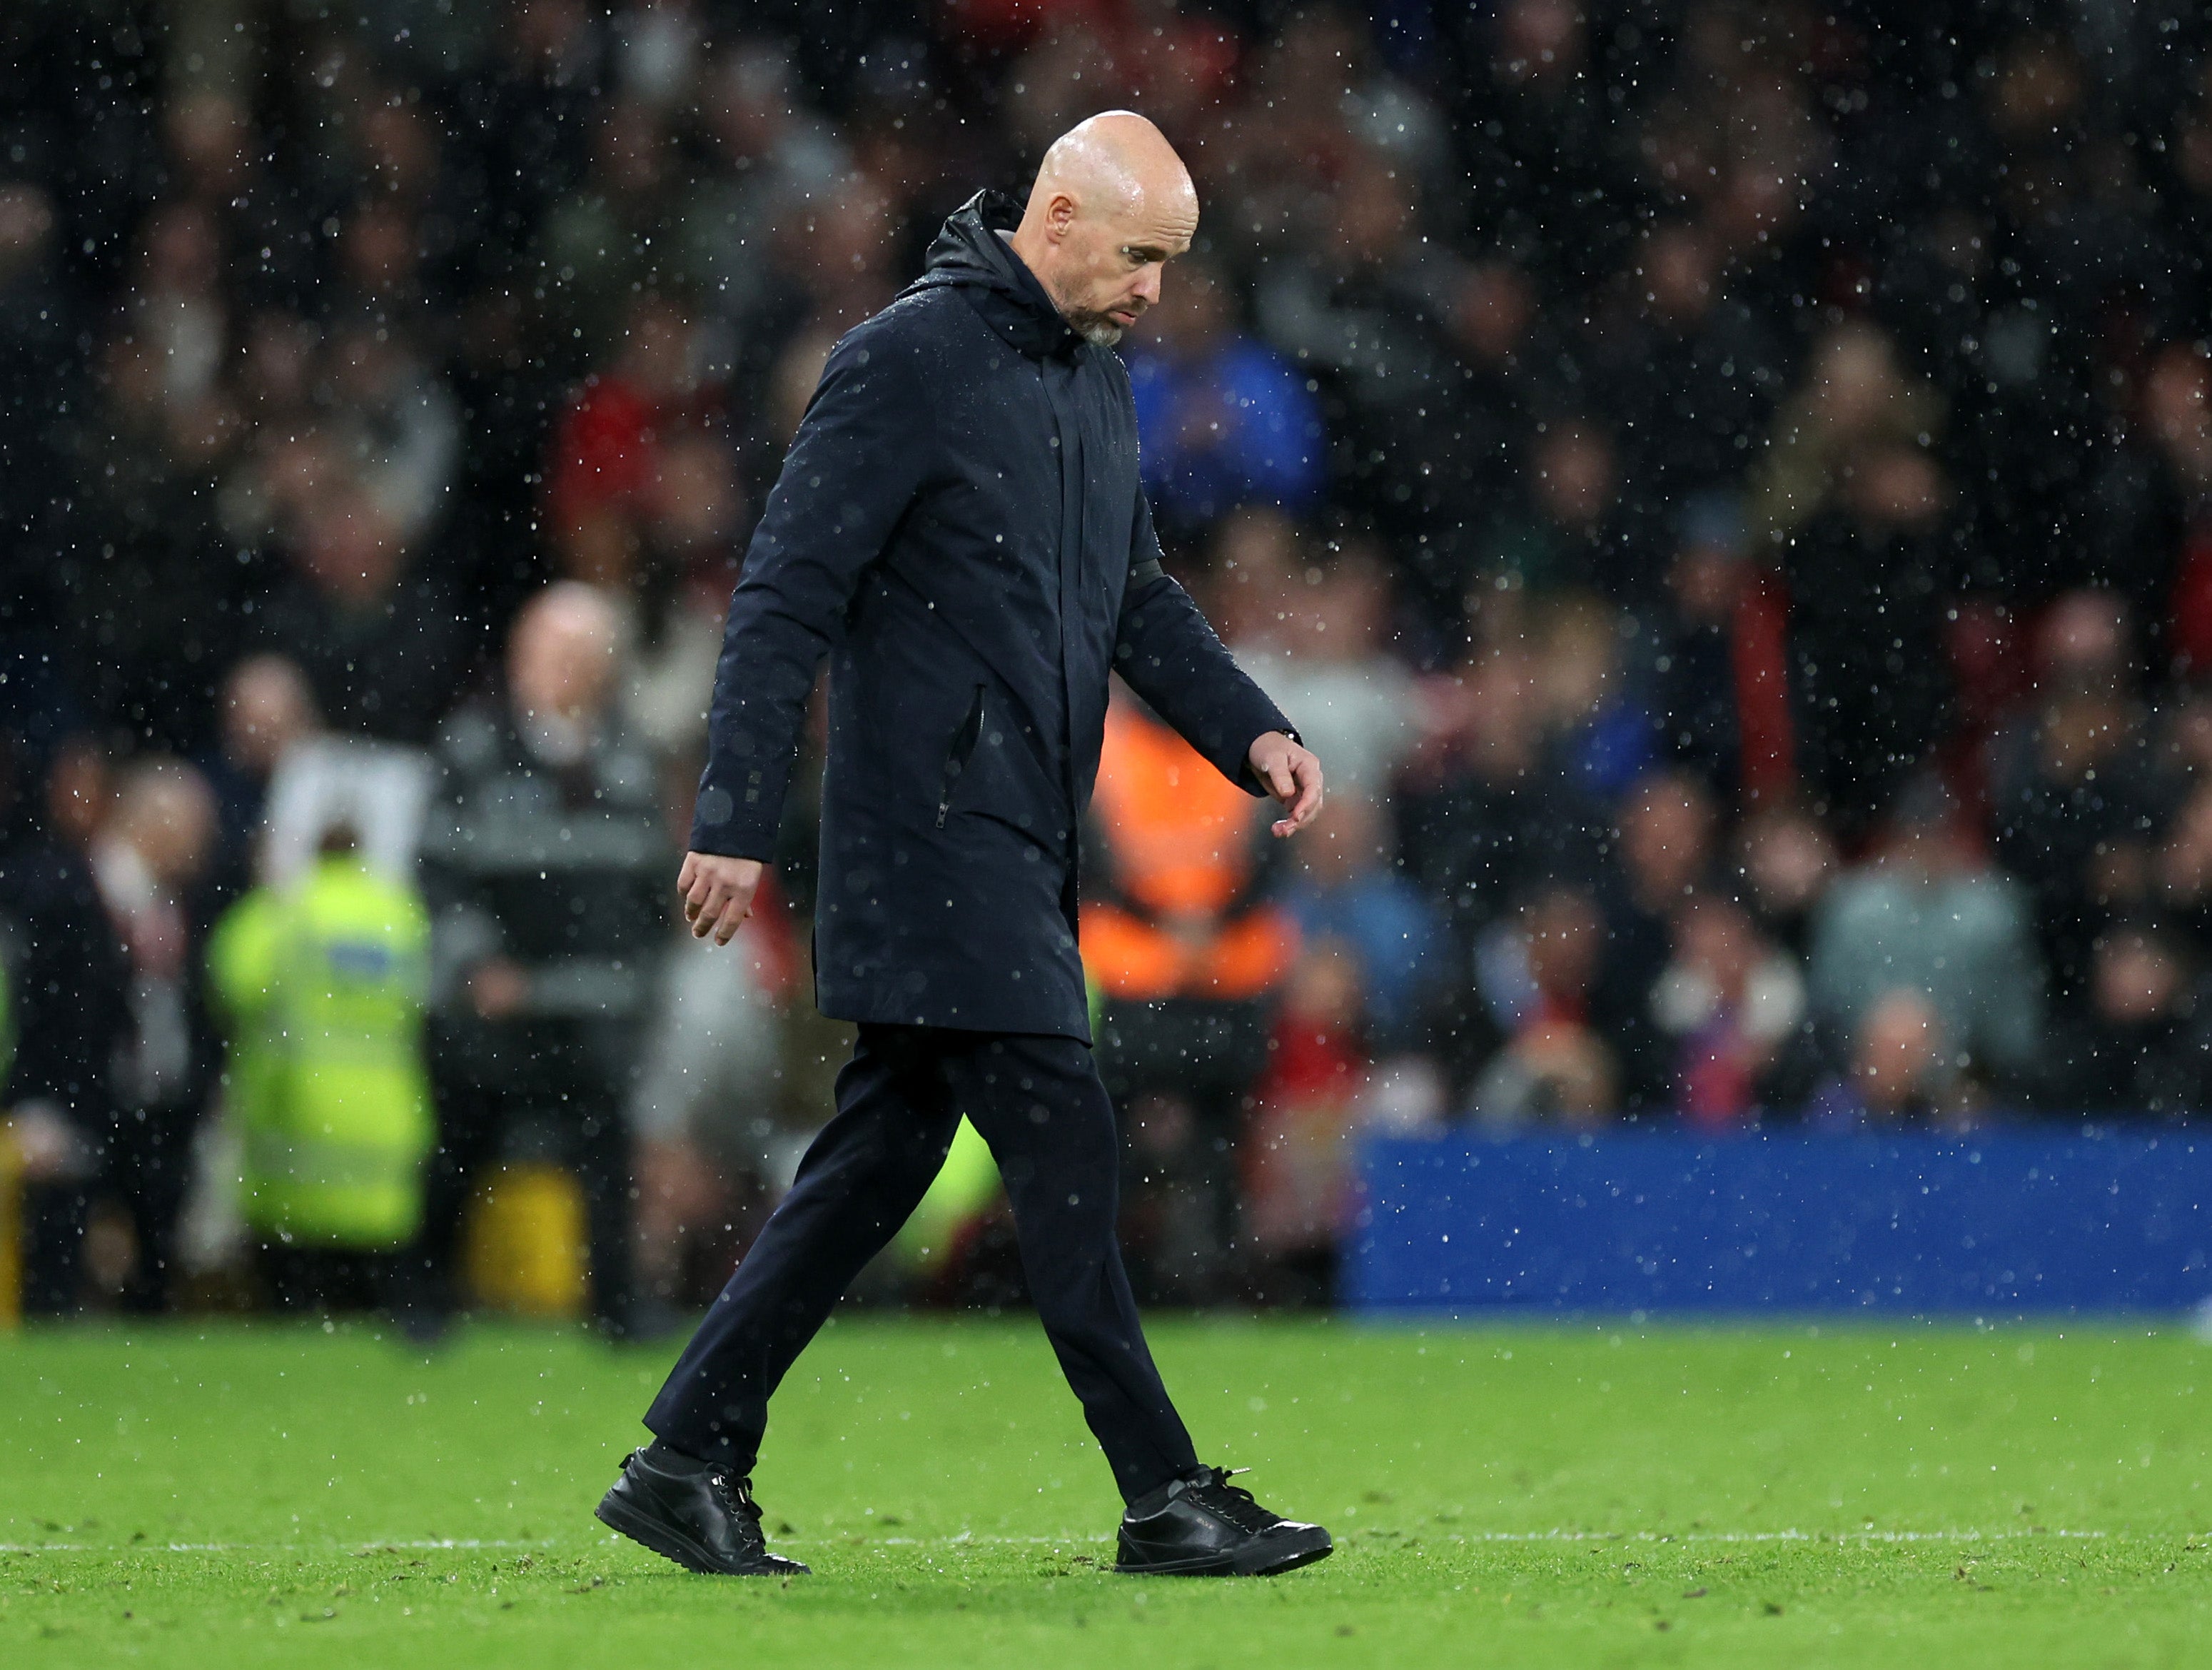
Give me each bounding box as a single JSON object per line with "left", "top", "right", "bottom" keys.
{"left": 600, "top": 114, "right": 1335, "bottom": 1580}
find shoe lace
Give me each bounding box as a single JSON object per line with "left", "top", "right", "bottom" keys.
{"left": 1186, "top": 1466, "right": 1279, "bottom": 1536}
{"left": 705, "top": 1469, "right": 764, "bottom": 1529}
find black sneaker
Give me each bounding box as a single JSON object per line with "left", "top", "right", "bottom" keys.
{"left": 1114, "top": 1465, "right": 1333, "bottom": 1576}
{"left": 595, "top": 1447, "right": 810, "bottom": 1576}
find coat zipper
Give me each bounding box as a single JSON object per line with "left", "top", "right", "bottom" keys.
{"left": 936, "top": 685, "right": 986, "bottom": 828}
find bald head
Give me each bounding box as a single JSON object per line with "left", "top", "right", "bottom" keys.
{"left": 111, "top": 758, "right": 218, "bottom": 887}
{"left": 509, "top": 580, "right": 625, "bottom": 727}
{"left": 1010, "top": 111, "right": 1198, "bottom": 346}
{"left": 1031, "top": 112, "right": 1193, "bottom": 221}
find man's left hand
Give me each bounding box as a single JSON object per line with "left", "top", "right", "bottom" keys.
{"left": 1249, "top": 731, "right": 1323, "bottom": 837}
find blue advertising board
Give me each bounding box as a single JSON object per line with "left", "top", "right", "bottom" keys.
{"left": 1347, "top": 1132, "right": 2212, "bottom": 1314}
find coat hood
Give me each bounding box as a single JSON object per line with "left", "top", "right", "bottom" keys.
{"left": 904, "top": 189, "right": 1086, "bottom": 361}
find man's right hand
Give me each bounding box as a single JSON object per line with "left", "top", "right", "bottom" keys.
{"left": 680, "top": 851, "right": 765, "bottom": 945}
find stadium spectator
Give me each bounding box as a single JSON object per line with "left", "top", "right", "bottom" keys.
{"left": 614, "top": 430, "right": 749, "bottom": 818}
{"left": 253, "top": 479, "right": 468, "bottom": 747}
{"left": 1401, "top": 635, "right": 1607, "bottom": 940}
{"left": 1226, "top": 527, "right": 1418, "bottom": 801}
{"left": 1734, "top": 803, "right": 1839, "bottom": 960}
{"left": 128, "top": 200, "right": 228, "bottom": 413}
{"left": 626, "top": 924, "right": 790, "bottom": 1314}
{"left": 1400, "top": 633, "right": 1611, "bottom": 1096}
{"left": 87, "top": 758, "right": 221, "bottom": 1312}
{"left": 1640, "top": 492, "right": 1799, "bottom": 809}
{"left": 1592, "top": 222, "right": 1788, "bottom": 532}
{"left": 60, "top": 319, "right": 252, "bottom": 752}
{"left": 1597, "top": 768, "right": 1722, "bottom": 1105}
{"left": 1250, "top": 146, "right": 1469, "bottom": 550}
{"left": 1804, "top": 987, "right": 1964, "bottom": 1134}
{"left": 0, "top": 739, "right": 134, "bottom": 1315}
{"left": 1443, "top": 0, "right": 1612, "bottom": 287}
{"left": 1749, "top": 321, "right": 1941, "bottom": 550}
{"left": 203, "top": 654, "right": 321, "bottom": 904}
{"left": 2041, "top": 918, "right": 2212, "bottom": 1118}
{"left": 535, "top": 101, "right": 683, "bottom": 348}
{"left": 545, "top": 292, "right": 725, "bottom": 589}
{"left": 416, "top": 583, "right": 669, "bottom": 1337}
{"left": 2159, "top": 776, "right": 2212, "bottom": 945}
{"left": 1478, "top": 423, "right": 1644, "bottom": 605}
{"left": 206, "top": 824, "right": 435, "bottom": 1319}
{"left": 0, "top": 181, "right": 73, "bottom": 633}
{"left": 1651, "top": 893, "right": 1808, "bottom": 1132}
{"left": 1532, "top": 591, "right": 1654, "bottom": 803}
{"left": 443, "top": 0, "right": 604, "bottom": 286}
{"left": 1989, "top": 591, "right": 2162, "bottom": 1004}
{"left": 1206, "top": 505, "right": 1302, "bottom": 652}
{"left": 716, "top": 168, "right": 902, "bottom": 448}
{"left": 1402, "top": 254, "right": 1560, "bottom": 629}
{"left": 1781, "top": 438, "right": 1956, "bottom": 840}
{"left": 1467, "top": 881, "right": 1620, "bottom": 1129}
{"left": 1807, "top": 776, "right": 2046, "bottom": 1097}
{"left": 1126, "top": 253, "right": 1325, "bottom": 542}
{"left": 674, "top": 40, "right": 852, "bottom": 321}
{"left": 1241, "top": 939, "right": 1365, "bottom": 1300}
{"left": 2095, "top": 341, "right": 2212, "bottom": 654}
{"left": 1086, "top": 688, "right": 1298, "bottom": 1302}
{"left": 2044, "top": 915, "right": 2212, "bottom": 1123}
{"left": 1280, "top": 792, "right": 1442, "bottom": 1057}
{"left": 316, "top": 316, "right": 463, "bottom": 548}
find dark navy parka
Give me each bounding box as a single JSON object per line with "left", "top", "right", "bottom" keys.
{"left": 690, "top": 190, "right": 1295, "bottom": 1042}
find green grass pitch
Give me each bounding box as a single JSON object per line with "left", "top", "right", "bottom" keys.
{"left": 3, "top": 1314, "right": 2210, "bottom": 1667}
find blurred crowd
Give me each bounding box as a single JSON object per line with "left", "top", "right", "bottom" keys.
{"left": 6, "top": 0, "right": 2212, "bottom": 1317}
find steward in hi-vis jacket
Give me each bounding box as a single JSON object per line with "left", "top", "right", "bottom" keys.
{"left": 207, "top": 848, "right": 433, "bottom": 1252}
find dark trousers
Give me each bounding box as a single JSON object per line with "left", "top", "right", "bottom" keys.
{"left": 21, "top": 1180, "right": 87, "bottom": 1317}
{"left": 645, "top": 1024, "right": 1200, "bottom": 1504}
{"left": 410, "top": 1021, "right": 635, "bottom": 1331}
{"left": 18, "top": 1102, "right": 200, "bottom": 1316}
{"left": 1099, "top": 999, "right": 1270, "bottom": 1303}
{"left": 101, "top": 1100, "right": 201, "bottom": 1312}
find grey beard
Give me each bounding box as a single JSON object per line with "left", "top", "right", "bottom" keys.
{"left": 1064, "top": 309, "right": 1124, "bottom": 348}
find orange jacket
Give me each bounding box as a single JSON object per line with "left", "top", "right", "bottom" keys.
{"left": 1081, "top": 702, "right": 1297, "bottom": 1002}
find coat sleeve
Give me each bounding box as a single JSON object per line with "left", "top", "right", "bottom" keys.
{"left": 1112, "top": 484, "right": 1297, "bottom": 795}
{"left": 690, "top": 323, "right": 935, "bottom": 857}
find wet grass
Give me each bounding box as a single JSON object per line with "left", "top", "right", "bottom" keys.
{"left": 3, "top": 1312, "right": 2209, "bottom": 1666}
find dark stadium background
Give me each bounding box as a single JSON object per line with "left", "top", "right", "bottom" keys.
{"left": 4, "top": 0, "right": 2211, "bottom": 1326}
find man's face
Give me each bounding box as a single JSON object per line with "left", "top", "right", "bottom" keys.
{"left": 2096, "top": 935, "right": 2180, "bottom": 1026}
{"left": 1045, "top": 186, "right": 1197, "bottom": 348}
{"left": 510, "top": 606, "right": 617, "bottom": 725}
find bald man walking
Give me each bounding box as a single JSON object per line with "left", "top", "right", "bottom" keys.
{"left": 597, "top": 114, "right": 1331, "bottom": 1580}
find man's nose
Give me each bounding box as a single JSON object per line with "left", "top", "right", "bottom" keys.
{"left": 1133, "top": 266, "right": 1161, "bottom": 306}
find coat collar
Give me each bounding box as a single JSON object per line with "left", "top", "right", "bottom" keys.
{"left": 904, "top": 188, "right": 1087, "bottom": 363}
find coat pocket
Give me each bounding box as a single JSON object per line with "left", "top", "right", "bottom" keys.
{"left": 936, "top": 684, "right": 986, "bottom": 828}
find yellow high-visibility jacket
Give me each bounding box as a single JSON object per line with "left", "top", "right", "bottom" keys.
{"left": 207, "top": 856, "right": 433, "bottom": 1248}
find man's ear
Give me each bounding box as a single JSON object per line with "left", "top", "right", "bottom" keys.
{"left": 1046, "top": 191, "right": 1079, "bottom": 241}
